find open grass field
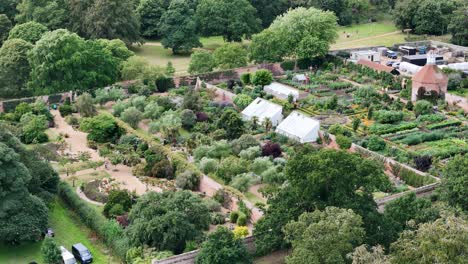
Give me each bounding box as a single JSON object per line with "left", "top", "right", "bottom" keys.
{"left": 0, "top": 199, "right": 116, "bottom": 264}
{"left": 132, "top": 36, "right": 227, "bottom": 75}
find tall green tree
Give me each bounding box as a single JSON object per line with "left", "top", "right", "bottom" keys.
{"left": 217, "top": 108, "right": 245, "bottom": 140}
{"left": 390, "top": 214, "right": 468, "bottom": 264}
{"left": 84, "top": 0, "right": 141, "bottom": 45}
{"left": 213, "top": 43, "right": 248, "bottom": 70}
{"left": 448, "top": 8, "right": 468, "bottom": 46}
{"left": 137, "top": 0, "right": 166, "bottom": 39}
{"left": 440, "top": 154, "right": 467, "bottom": 211}
{"left": 284, "top": 207, "right": 365, "bottom": 264}
{"left": 15, "top": 0, "right": 68, "bottom": 30}
{"left": 28, "top": 29, "right": 120, "bottom": 94}
{"left": 158, "top": 0, "right": 201, "bottom": 54}
{"left": 250, "top": 0, "right": 289, "bottom": 28}
{"left": 0, "top": 14, "right": 12, "bottom": 46}
{"left": 188, "top": 50, "right": 216, "bottom": 74}
{"left": 254, "top": 148, "right": 393, "bottom": 255}
{"left": 196, "top": 0, "right": 261, "bottom": 42}
{"left": 0, "top": 38, "right": 33, "bottom": 98}
{"left": 0, "top": 0, "right": 20, "bottom": 20}
{"left": 66, "top": 0, "right": 94, "bottom": 37}
{"left": 250, "top": 7, "right": 338, "bottom": 63}
{"left": 8, "top": 21, "right": 48, "bottom": 43}
{"left": 0, "top": 141, "right": 48, "bottom": 244}
{"left": 126, "top": 191, "right": 210, "bottom": 254}
{"left": 196, "top": 226, "right": 252, "bottom": 264}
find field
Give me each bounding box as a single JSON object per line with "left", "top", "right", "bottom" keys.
{"left": 0, "top": 199, "right": 115, "bottom": 264}
{"left": 132, "top": 36, "right": 227, "bottom": 75}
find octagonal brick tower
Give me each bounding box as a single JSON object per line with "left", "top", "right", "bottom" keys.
{"left": 411, "top": 52, "right": 448, "bottom": 102}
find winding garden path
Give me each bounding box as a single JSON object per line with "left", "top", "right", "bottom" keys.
{"left": 50, "top": 110, "right": 161, "bottom": 196}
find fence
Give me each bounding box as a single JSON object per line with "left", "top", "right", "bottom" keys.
{"left": 152, "top": 236, "right": 256, "bottom": 264}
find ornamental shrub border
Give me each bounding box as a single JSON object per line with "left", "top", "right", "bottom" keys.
{"left": 390, "top": 163, "right": 437, "bottom": 187}
{"left": 58, "top": 182, "right": 129, "bottom": 260}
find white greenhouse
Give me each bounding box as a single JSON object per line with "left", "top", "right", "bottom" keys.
{"left": 264, "top": 82, "right": 300, "bottom": 102}
{"left": 241, "top": 98, "right": 283, "bottom": 126}
{"left": 276, "top": 111, "right": 320, "bottom": 143}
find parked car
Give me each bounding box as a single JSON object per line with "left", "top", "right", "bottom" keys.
{"left": 387, "top": 51, "right": 398, "bottom": 59}
{"left": 386, "top": 61, "right": 395, "bottom": 67}
{"left": 60, "top": 246, "right": 77, "bottom": 264}
{"left": 71, "top": 243, "right": 93, "bottom": 264}
{"left": 392, "top": 62, "right": 401, "bottom": 69}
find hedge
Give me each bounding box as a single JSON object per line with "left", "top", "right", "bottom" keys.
{"left": 2, "top": 98, "right": 35, "bottom": 113}
{"left": 58, "top": 182, "right": 129, "bottom": 260}
{"left": 369, "top": 122, "right": 418, "bottom": 135}
{"left": 390, "top": 163, "right": 436, "bottom": 187}
{"left": 328, "top": 82, "right": 353, "bottom": 90}
{"left": 426, "top": 120, "right": 462, "bottom": 130}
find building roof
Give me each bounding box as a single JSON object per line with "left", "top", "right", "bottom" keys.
{"left": 276, "top": 111, "right": 319, "bottom": 140}
{"left": 357, "top": 59, "right": 395, "bottom": 73}
{"left": 352, "top": 50, "right": 379, "bottom": 55}
{"left": 412, "top": 64, "right": 448, "bottom": 84}
{"left": 264, "top": 82, "right": 300, "bottom": 97}
{"left": 293, "top": 74, "right": 307, "bottom": 81}
{"left": 241, "top": 98, "right": 282, "bottom": 119}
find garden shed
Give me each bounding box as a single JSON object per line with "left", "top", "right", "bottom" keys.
{"left": 292, "top": 74, "right": 309, "bottom": 84}
{"left": 264, "top": 82, "right": 300, "bottom": 102}
{"left": 241, "top": 98, "right": 283, "bottom": 126}
{"left": 276, "top": 111, "right": 320, "bottom": 143}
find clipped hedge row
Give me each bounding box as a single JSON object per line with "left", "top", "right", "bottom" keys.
{"left": 390, "top": 163, "right": 436, "bottom": 187}
{"left": 58, "top": 182, "right": 129, "bottom": 260}
{"left": 426, "top": 120, "right": 462, "bottom": 130}
{"left": 370, "top": 122, "right": 418, "bottom": 135}
{"left": 328, "top": 82, "right": 353, "bottom": 90}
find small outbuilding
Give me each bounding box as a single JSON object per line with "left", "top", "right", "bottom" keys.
{"left": 264, "top": 82, "right": 301, "bottom": 102}
{"left": 276, "top": 111, "right": 320, "bottom": 143}
{"left": 292, "top": 74, "right": 309, "bottom": 84}
{"left": 241, "top": 98, "right": 283, "bottom": 126}
{"left": 357, "top": 59, "right": 400, "bottom": 75}
{"left": 351, "top": 50, "right": 381, "bottom": 63}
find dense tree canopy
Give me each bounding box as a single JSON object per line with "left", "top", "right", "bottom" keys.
{"left": 15, "top": 0, "right": 68, "bottom": 30}
{"left": 213, "top": 43, "right": 248, "bottom": 70}
{"left": 28, "top": 29, "right": 121, "bottom": 94}
{"left": 196, "top": 226, "right": 252, "bottom": 264}
{"left": 158, "top": 0, "right": 201, "bottom": 54}
{"left": 0, "top": 130, "right": 50, "bottom": 244}
{"left": 250, "top": 0, "right": 289, "bottom": 28}
{"left": 440, "top": 154, "right": 468, "bottom": 211}
{"left": 250, "top": 7, "right": 338, "bottom": 63}
{"left": 196, "top": 0, "right": 261, "bottom": 42}
{"left": 188, "top": 50, "right": 216, "bottom": 74}
{"left": 8, "top": 21, "right": 48, "bottom": 43}
{"left": 284, "top": 207, "right": 365, "bottom": 264}
{"left": 0, "top": 38, "right": 33, "bottom": 98}
{"left": 448, "top": 8, "right": 468, "bottom": 46}
{"left": 84, "top": 0, "right": 141, "bottom": 45}
{"left": 0, "top": 0, "right": 20, "bottom": 20}
{"left": 137, "top": 0, "right": 166, "bottom": 39}
{"left": 393, "top": 0, "right": 460, "bottom": 35}
{"left": 254, "top": 148, "right": 393, "bottom": 255}
{"left": 126, "top": 191, "right": 210, "bottom": 254}
{"left": 0, "top": 14, "right": 12, "bottom": 45}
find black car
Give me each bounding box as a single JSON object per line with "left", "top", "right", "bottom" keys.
{"left": 71, "top": 243, "right": 93, "bottom": 264}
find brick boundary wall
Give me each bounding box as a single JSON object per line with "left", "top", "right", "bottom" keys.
{"left": 0, "top": 91, "right": 73, "bottom": 113}
{"left": 152, "top": 236, "right": 256, "bottom": 264}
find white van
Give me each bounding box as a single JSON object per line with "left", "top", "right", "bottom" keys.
{"left": 60, "top": 246, "right": 77, "bottom": 264}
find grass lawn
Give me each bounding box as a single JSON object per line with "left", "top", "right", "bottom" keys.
{"left": 132, "top": 36, "right": 226, "bottom": 75}
{"left": 245, "top": 191, "right": 265, "bottom": 205}
{"left": 0, "top": 199, "right": 116, "bottom": 264}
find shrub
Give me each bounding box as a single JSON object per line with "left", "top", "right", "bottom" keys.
{"left": 181, "top": 109, "right": 197, "bottom": 129}
{"left": 233, "top": 226, "right": 249, "bottom": 239}
{"left": 251, "top": 69, "right": 273, "bottom": 86}
{"left": 239, "top": 146, "right": 261, "bottom": 160}
{"left": 414, "top": 100, "right": 433, "bottom": 116}
{"left": 230, "top": 173, "right": 254, "bottom": 193}
{"left": 199, "top": 157, "right": 218, "bottom": 174}
{"left": 204, "top": 198, "right": 221, "bottom": 212}
{"left": 59, "top": 104, "right": 73, "bottom": 117}
{"left": 390, "top": 163, "right": 436, "bottom": 187}
{"left": 373, "top": 110, "right": 404, "bottom": 124}
{"left": 251, "top": 157, "right": 273, "bottom": 175}
{"left": 236, "top": 213, "right": 247, "bottom": 226}
{"left": 414, "top": 155, "right": 432, "bottom": 172}
{"left": 240, "top": 73, "right": 251, "bottom": 85}
{"left": 367, "top": 135, "right": 386, "bottom": 151}
{"left": 230, "top": 211, "right": 239, "bottom": 223}
{"left": 80, "top": 114, "right": 123, "bottom": 143}
{"left": 328, "top": 82, "right": 353, "bottom": 90}
{"left": 210, "top": 212, "right": 226, "bottom": 225}
{"left": 233, "top": 94, "right": 253, "bottom": 110}
{"left": 280, "top": 60, "right": 295, "bottom": 71}
{"left": 155, "top": 76, "right": 174, "bottom": 92}
{"left": 175, "top": 170, "right": 200, "bottom": 190}
{"left": 329, "top": 124, "right": 346, "bottom": 136}
{"left": 336, "top": 135, "right": 352, "bottom": 150}
{"left": 103, "top": 190, "right": 133, "bottom": 218}
{"left": 41, "top": 237, "right": 61, "bottom": 264}
{"left": 261, "top": 141, "right": 282, "bottom": 158}
{"left": 121, "top": 107, "right": 143, "bottom": 129}
{"left": 65, "top": 115, "right": 79, "bottom": 126}
{"left": 426, "top": 120, "right": 461, "bottom": 130}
